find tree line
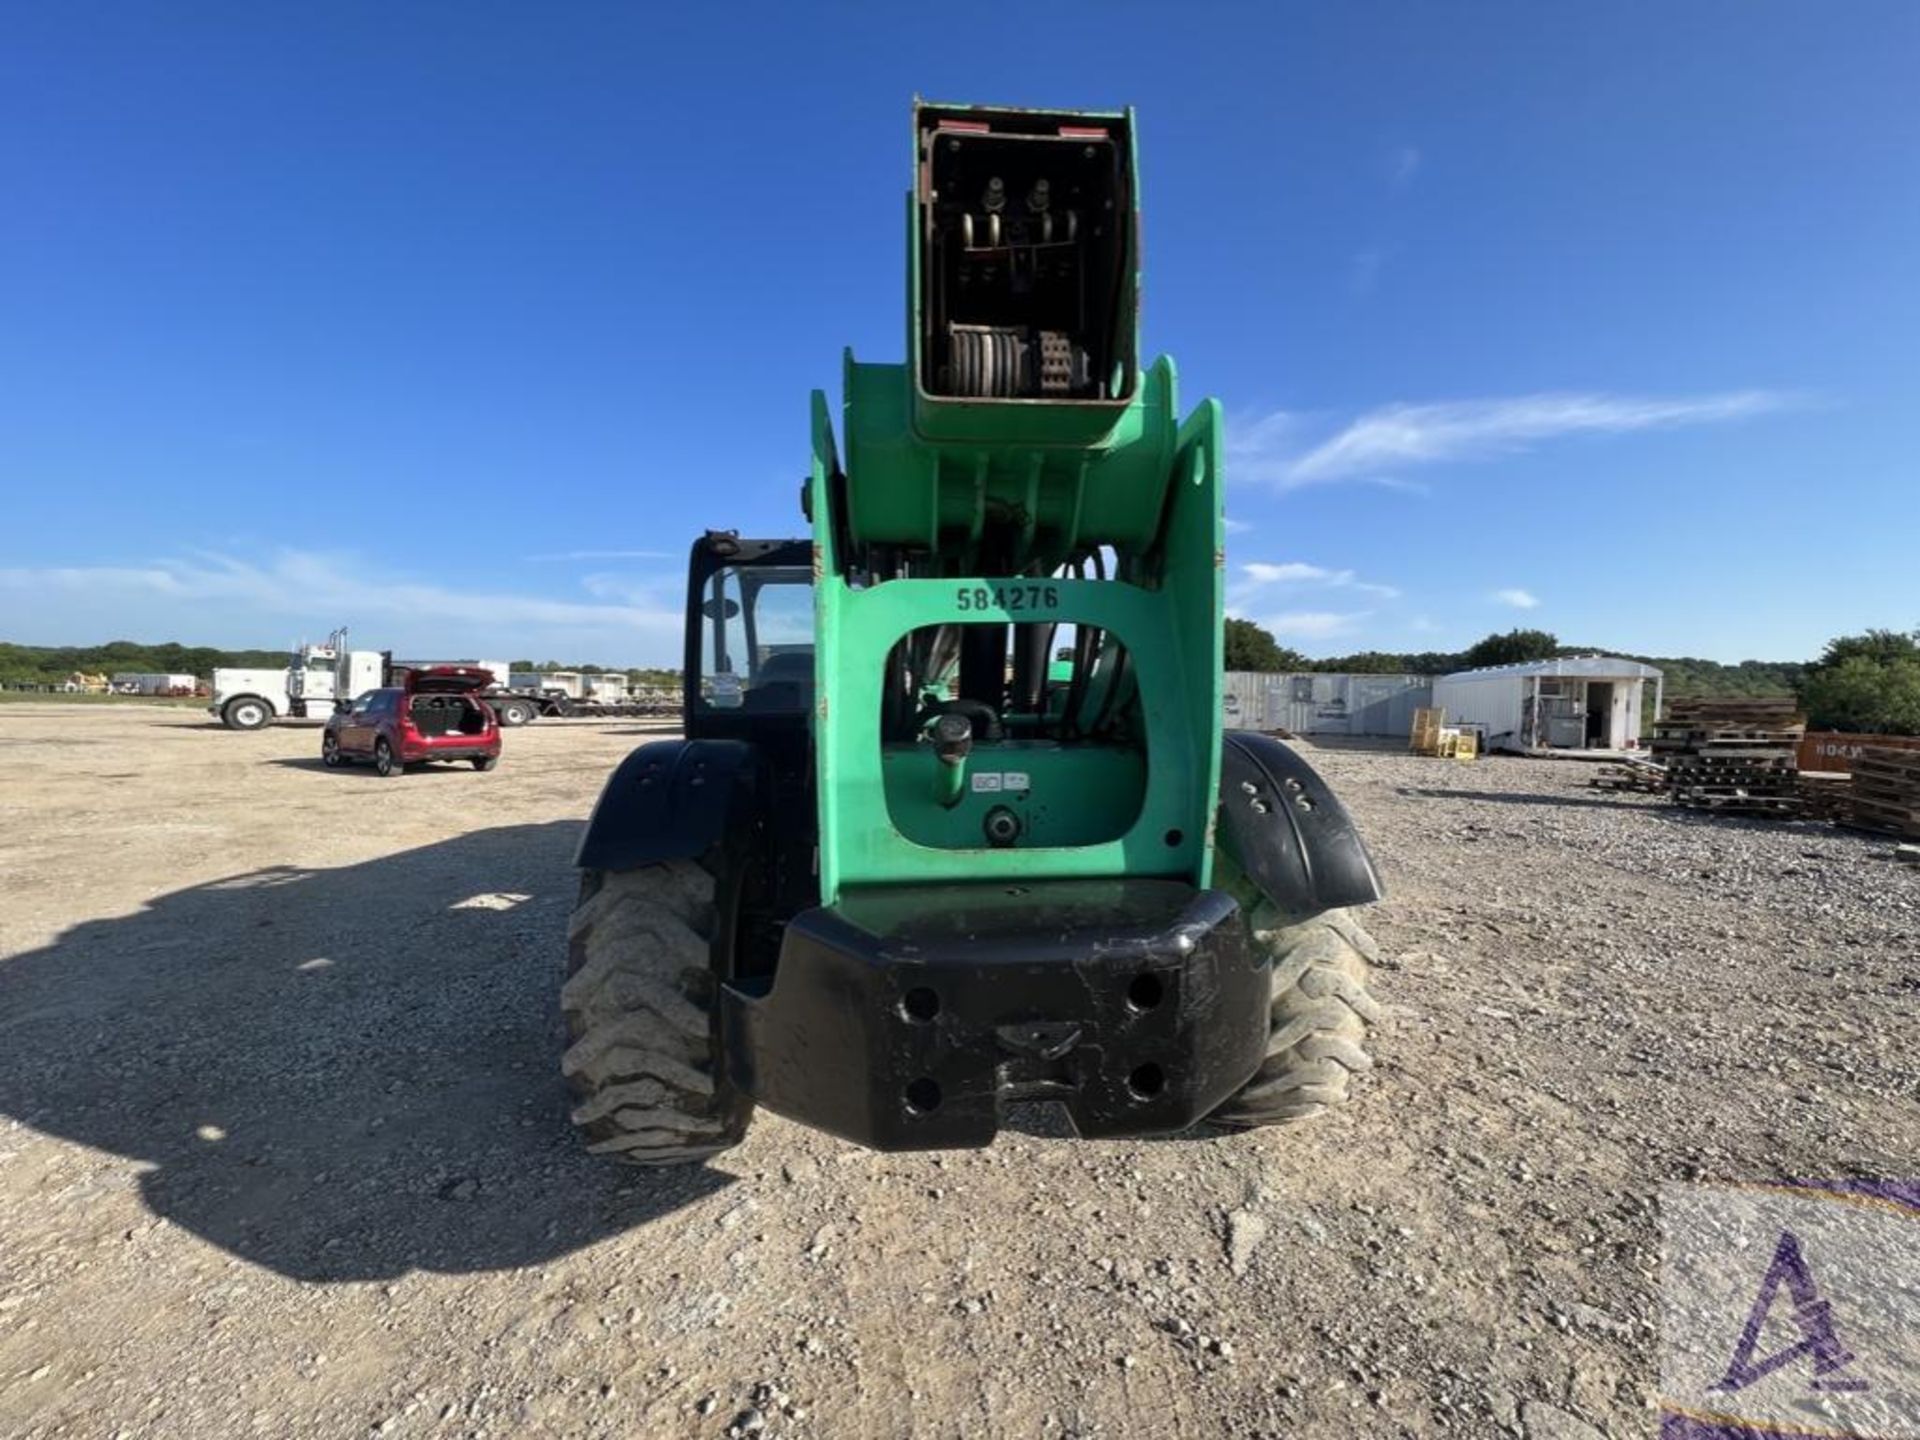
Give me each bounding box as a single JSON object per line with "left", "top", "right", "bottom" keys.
{"left": 0, "top": 641, "right": 683, "bottom": 691}
{"left": 1223, "top": 621, "right": 1920, "bottom": 735}
{"left": 0, "top": 640, "right": 290, "bottom": 685}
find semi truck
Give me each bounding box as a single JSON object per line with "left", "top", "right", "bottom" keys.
{"left": 209, "top": 635, "right": 377, "bottom": 730}
{"left": 211, "top": 630, "right": 522, "bottom": 729}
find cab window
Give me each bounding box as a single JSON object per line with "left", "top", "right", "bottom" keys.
{"left": 698, "top": 565, "right": 813, "bottom": 711}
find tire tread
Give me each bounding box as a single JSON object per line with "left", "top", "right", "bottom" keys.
{"left": 1212, "top": 907, "right": 1380, "bottom": 1128}
{"left": 562, "top": 860, "right": 746, "bottom": 1165}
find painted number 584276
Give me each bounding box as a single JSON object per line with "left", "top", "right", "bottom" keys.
{"left": 954, "top": 584, "right": 1060, "bottom": 612}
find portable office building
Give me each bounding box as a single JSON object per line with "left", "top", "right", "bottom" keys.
{"left": 1432, "top": 656, "right": 1663, "bottom": 754}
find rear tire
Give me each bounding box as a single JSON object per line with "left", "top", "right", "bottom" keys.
{"left": 561, "top": 861, "right": 749, "bottom": 1165}
{"left": 223, "top": 697, "right": 271, "bottom": 731}
{"left": 497, "top": 699, "right": 534, "bottom": 727}
{"left": 471, "top": 755, "right": 497, "bottom": 771}
{"left": 1211, "top": 908, "right": 1381, "bottom": 1127}
{"left": 374, "top": 739, "right": 402, "bottom": 777}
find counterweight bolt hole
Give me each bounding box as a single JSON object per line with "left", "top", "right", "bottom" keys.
{"left": 1126, "top": 973, "right": 1164, "bottom": 1012}
{"left": 904, "top": 1078, "right": 943, "bottom": 1115}
{"left": 900, "top": 987, "right": 941, "bottom": 1024}
{"left": 1127, "top": 1064, "right": 1166, "bottom": 1100}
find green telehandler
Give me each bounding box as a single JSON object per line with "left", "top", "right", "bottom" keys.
{"left": 563, "top": 102, "right": 1384, "bottom": 1162}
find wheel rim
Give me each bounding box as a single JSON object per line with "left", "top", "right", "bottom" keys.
{"left": 235, "top": 703, "right": 262, "bottom": 726}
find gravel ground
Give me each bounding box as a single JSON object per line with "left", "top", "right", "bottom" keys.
{"left": 1, "top": 705, "right": 1914, "bottom": 1439}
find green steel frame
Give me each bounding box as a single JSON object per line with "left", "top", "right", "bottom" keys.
{"left": 808, "top": 102, "right": 1225, "bottom": 906}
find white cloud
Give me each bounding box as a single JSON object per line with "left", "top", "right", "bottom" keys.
{"left": 1493, "top": 588, "right": 1541, "bottom": 609}
{"left": 1230, "top": 389, "right": 1799, "bottom": 491}
{"left": 0, "top": 550, "right": 686, "bottom": 664}
{"left": 1223, "top": 517, "right": 1253, "bottom": 535}
{"left": 1243, "top": 561, "right": 1329, "bottom": 584}
{"left": 1234, "top": 560, "right": 1400, "bottom": 606}
{"left": 1390, "top": 145, "right": 1422, "bottom": 187}
{"left": 1263, "top": 611, "right": 1371, "bottom": 640}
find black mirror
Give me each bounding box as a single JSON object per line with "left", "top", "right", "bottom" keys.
{"left": 700, "top": 597, "right": 741, "bottom": 621}
{"left": 333, "top": 699, "right": 350, "bottom": 713}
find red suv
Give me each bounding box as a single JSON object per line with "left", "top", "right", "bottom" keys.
{"left": 321, "top": 666, "right": 502, "bottom": 776}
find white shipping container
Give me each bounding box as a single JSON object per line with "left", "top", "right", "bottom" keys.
{"left": 1224, "top": 672, "right": 1433, "bottom": 737}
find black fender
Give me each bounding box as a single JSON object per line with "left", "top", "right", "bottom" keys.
{"left": 1217, "top": 732, "right": 1384, "bottom": 916}
{"left": 574, "top": 739, "right": 761, "bottom": 873}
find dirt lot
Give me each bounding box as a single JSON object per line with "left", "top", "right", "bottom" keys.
{"left": 1, "top": 704, "right": 1914, "bottom": 1439}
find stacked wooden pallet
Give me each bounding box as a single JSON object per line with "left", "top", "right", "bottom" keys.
{"left": 1589, "top": 758, "right": 1668, "bottom": 794}
{"left": 1849, "top": 746, "right": 1920, "bottom": 839}
{"left": 1796, "top": 771, "right": 1854, "bottom": 823}
{"left": 1651, "top": 698, "right": 1805, "bottom": 816}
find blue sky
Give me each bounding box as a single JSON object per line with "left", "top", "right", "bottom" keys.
{"left": 2, "top": 3, "right": 1915, "bottom": 665}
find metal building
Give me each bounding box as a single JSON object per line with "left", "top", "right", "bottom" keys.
{"left": 1224, "top": 672, "right": 1434, "bottom": 738}
{"left": 1432, "top": 656, "right": 1663, "bottom": 754}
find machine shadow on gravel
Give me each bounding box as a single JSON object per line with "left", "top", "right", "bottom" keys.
{"left": 0, "top": 822, "right": 732, "bottom": 1282}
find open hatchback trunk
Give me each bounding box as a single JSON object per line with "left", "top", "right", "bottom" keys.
{"left": 409, "top": 692, "right": 491, "bottom": 738}
{"left": 403, "top": 666, "right": 496, "bottom": 739}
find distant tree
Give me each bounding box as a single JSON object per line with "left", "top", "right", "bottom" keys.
{"left": 1461, "top": 628, "right": 1560, "bottom": 669}
{"left": 1312, "top": 650, "right": 1412, "bottom": 675}
{"left": 1224, "top": 618, "right": 1307, "bottom": 673}
{"left": 1811, "top": 627, "right": 1920, "bottom": 672}
{"left": 1387, "top": 650, "right": 1460, "bottom": 675}
{"left": 1797, "top": 627, "right": 1920, "bottom": 733}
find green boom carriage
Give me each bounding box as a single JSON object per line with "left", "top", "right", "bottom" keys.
{"left": 817, "top": 103, "right": 1221, "bottom": 899}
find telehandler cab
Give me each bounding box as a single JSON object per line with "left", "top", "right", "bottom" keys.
{"left": 564, "top": 102, "right": 1384, "bottom": 1162}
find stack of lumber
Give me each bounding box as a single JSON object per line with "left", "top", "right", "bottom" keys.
{"left": 1795, "top": 771, "right": 1855, "bottom": 823}
{"left": 1848, "top": 746, "right": 1920, "bottom": 839}
{"left": 1589, "top": 758, "right": 1668, "bottom": 794}
{"left": 1651, "top": 698, "right": 1805, "bottom": 816}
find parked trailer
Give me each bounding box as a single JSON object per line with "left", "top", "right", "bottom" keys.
{"left": 494, "top": 671, "right": 680, "bottom": 721}
{"left": 507, "top": 686, "right": 679, "bottom": 721}
{"left": 111, "top": 672, "right": 198, "bottom": 696}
